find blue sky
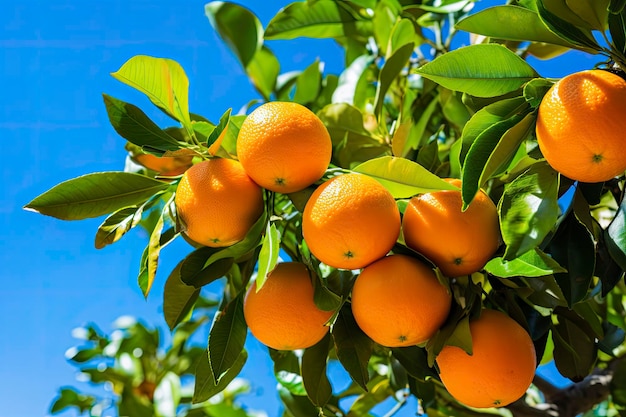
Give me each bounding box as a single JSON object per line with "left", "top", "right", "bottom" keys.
{"left": 0, "top": 1, "right": 601, "bottom": 416}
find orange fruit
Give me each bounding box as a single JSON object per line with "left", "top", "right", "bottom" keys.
{"left": 174, "top": 158, "right": 264, "bottom": 247}
{"left": 236, "top": 101, "right": 332, "bottom": 193}
{"left": 536, "top": 69, "right": 626, "bottom": 183}
{"left": 243, "top": 262, "right": 334, "bottom": 350}
{"left": 402, "top": 178, "right": 500, "bottom": 277}
{"left": 436, "top": 309, "right": 537, "bottom": 409}
{"left": 302, "top": 173, "right": 401, "bottom": 270}
{"left": 351, "top": 254, "right": 451, "bottom": 347}
{"left": 134, "top": 153, "right": 193, "bottom": 177}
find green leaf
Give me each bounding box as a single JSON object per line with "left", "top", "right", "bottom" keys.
{"left": 94, "top": 206, "right": 143, "bottom": 249}
{"left": 536, "top": 0, "right": 601, "bottom": 50}
{"left": 332, "top": 306, "right": 372, "bottom": 391}
{"left": 611, "top": 357, "right": 626, "bottom": 408}
{"left": 565, "top": 0, "right": 610, "bottom": 31}
{"left": 353, "top": 155, "right": 457, "bottom": 198}
{"left": 265, "top": 1, "right": 372, "bottom": 41}
{"left": 374, "top": 42, "right": 414, "bottom": 117}
{"left": 461, "top": 112, "right": 528, "bottom": 208}
{"left": 244, "top": 45, "right": 280, "bottom": 101}
{"left": 301, "top": 333, "right": 332, "bottom": 407}
{"left": 523, "top": 77, "right": 554, "bottom": 108}
{"left": 193, "top": 349, "right": 247, "bottom": 403}
{"left": 500, "top": 162, "right": 560, "bottom": 259}
{"left": 455, "top": 5, "right": 585, "bottom": 49}
{"left": 391, "top": 346, "right": 437, "bottom": 381}
{"left": 111, "top": 55, "right": 192, "bottom": 128}
{"left": 485, "top": 248, "right": 567, "bottom": 278}
{"left": 348, "top": 376, "right": 394, "bottom": 416}
{"left": 552, "top": 315, "right": 597, "bottom": 382}
{"left": 294, "top": 59, "right": 322, "bottom": 105}
{"left": 398, "top": 96, "right": 439, "bottom": 158}
{"left": 610, "top": 0, "right": 626, "bottom": 13}
{"left": 414, "top": 44, "right": 538, "bottom": 98}
{"left": 256, "top": 222, "right": 281, "bottom": 291}
{"left": 163, "top": 261, "right": 201, "bottom": 330}
{"left": 50, "top": 387, "right": 96, "bottom": 415}
{"left": 154, "top": 372, "right": 181, "bottom": 417}
{"left": 606, "top": 195, "right": 626, "bottom": 271}
{"left": 180, "top": 248, "right": 234, "bottom": 289}
{"left": 278, "top": 385, "right": 321, "bottom": 417}
{"left": 103, "top": 94, "right": 183, "bottom": 152}
{"left": 609, "top": 8, "right": 626, "bottom": 55}
{"left": 389, "top": 18, "right": 419, "bottom": 57}
{"left": 25, "top": 172, "right": 170, "bottom": 221}
{"left": 270, "top": 350, "right": 307, "bottom": 396}
{"left": 332, "top": 55, "right": 375, "bottom": 107}
{"left": 206, "top": 108, "right": 231, "bottom": 149}
{"left": 208, "top": 293, "right": 248, "bottom": 384}
{"left": 205, "top": 2, "right": 262, "bottom": 68}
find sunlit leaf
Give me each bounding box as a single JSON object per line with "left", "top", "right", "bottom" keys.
{"left": 294, "top": 59, "right": 322, "bottom": 105}
{"left": 536, "top": 0, "right": 601, "bottom": 50}
{"left": 332, "top": 55, "right": 375, "bottom": 106}
{"left": 486, "top": 248, "right": 567, "bottom": 278}
{"left": 374, "top": 42, "right": 414, "bottom": 116}
{"left": 163, "top": 261, "right": 201, "bottom": 330}
{"left": 94, "top": 206, "right": 143, "bottom": 249}
{"left": 415, "top": 44, "right": 538, "bottom": 98}
{"left": 245, "top": 46, "right": 280, "bottom": 101}
{"left": 256, "top": 222, "right": 281, "bottom": 291}
{"left": 606, "top": 195, "right": 626, "bottom": 271}
{"left": 25, "top": 172, "right": 170, "bottom": 221}
{"left": 50, "top": 387, "right": 96, "bottom": 415}
{"left": 193, "top": 349, "right": 247, "bottom": 403}
{"left": 208, "top": 293, "right": 247, "bottom": 383}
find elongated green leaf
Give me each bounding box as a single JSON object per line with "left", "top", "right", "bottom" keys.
{"left": 348, "top": 376, "right": 393, "bottom": 415}
{"left": 536, "top": 0, "right": 601, "bottom": 50}
{"left": 332, "top": 55, "right": 375, "bottom": 106}
{"left": 50, "top": 388, "right": 96, "bottom": 415}
{"left": 332, "top": 306, "right": 372, "bottom": 391}
{"left": 374, "top": 42, "right": 414, "bottom": 117}
{"left": 353, "top": 156, "right": 457, "bottom": 198}
{"left": 265, "top": 1, "right": 372, "bottom": 41}
{"left": 111, "top": 55, "right": 192, "bottom": 128}
{"left": 277, "top": 385, "right": 321, "bottom": 417}
{"left": 103, "top": 94, "right": 182, "bottom": 152}
{"left": 294, "top": 59, "right": 322, "bottom": 105}
{"left": 391, "top": 346, "right": 437, "bottom": 381}
{"left": 565, "top": 0, "right": 610, "bottom": 31}
{"left": 179, "top": 247, "right": 234, "bottom": 289}
{"left": 552, "top": 315, "right": 597, "bottom": 382}
{"left": 486, "top": 248, "right": 567, "bottom": 278}
{"left": 610, "top": 0, "right": 626, "bottom": 13}
{"left": 606, "top": 193, "right": 626, "bottom": 271}
{"left": 270, "top": 350, "right": 307, "bottom": 396}
{"left": 163, "top": 261, "right": 201, "bottom": 330}
{"left": 25, "top": 172, "right": 170, "bottom": 220}
{"left": 456, "top": 5, "right": 584, "bottom": 49}
{"left": 205, "top": 2, "right": 262, "bottom": 68}
{"left": 255, "top": 222, "right": 281, "bottom": 291}
{"left": 193, "top": 349, "right": 247, "bottom": 403}
{"left": 609, "top": 8, "right": 626, "bottom": 55}
{"left": 94, "top": 206, "right": 142, "bottom": 249}
{"left": 415, "top": 44, "right": 538, "bottom": 98}
{"left": 244, "top": 46, "right": 280, "bottom": 101}
{"left": 301, "top": 333, "right": 332, "bottom": 407}
{"left": 398, "top": 96, "right": 439, "bottom": 158}
{"left": 208, "top": 293, "right": 248, "bottom": 383}
{"left": 500, "top": 162, "right": 560, "bottom": 259}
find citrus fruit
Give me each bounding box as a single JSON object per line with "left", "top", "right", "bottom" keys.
{"left": 134, "top": 153, "right": 193, "bottom": 177}
{"left": 536, "top": 69, "right": 626, "bottom": 183}
{"left": 302, "top": 173, "right": 401, "bottom": 270}
{"left": 174, "top": 158, "right": 264, "bottom": 247}
{"left": 436, "top": 309, "right": 537, "bottom": 409}
{"left": 402, "top": 178, "right": 500, "bottom": 277}
{"left": 243, "top": 262, "right": 334, "bottom": 350}
{"left": 351, "top": 254, "right": 451, "bottom": 347}
{"left": 236, "top": 101, "right": 332, "bottom": 193}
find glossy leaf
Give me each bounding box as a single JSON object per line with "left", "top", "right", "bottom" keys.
{"left": 610, "top": 0, "right": 626, "bottom": 13}
{"left": 552, "top": 315, "right": 597, "bottom": 382}
{"left": 332, "top": 55, "right": 375, "bottom": 106}
{"left": 348, "top": 376, "right": 394, "bottom": 416}
{"left": 294, "top": 59, "right": 322, "bottom": 105}
{"left": 332, "top": 306, "right": 372, "bottom": 391}
{"left": 523, "top": 77, "right": 554, "bottom": 108}
{"left": 500, "top": 162, "right": 560, "bottom": 260}
{"left": 103, "top": 94, "right": 182, "bottom": 152}
{"left": 611, "top": 9, "right": 626, "bottom": 55}
{"left": 485, "top": 248, "right": 567, "bottom": 278}
{"left": 255, "top": 222, "right": 281, "bottom": 291}
{"left": 456, "top": 5, "right": 584, "bottom": 49}
{"left": 25, "top": 172, "right": 170, "bottom": 221}
{"left": 414, "top": 44, "right": 538, "bottom": 98}
{"left": 536, "top": 0, "right": 601, "bottom": 50}
{"left": 278, "top": 385, "right": 321, "bottom": 417}
{"left": 193, "top": 349, "right": 247, "bottom": 403}
{"left": 94, "top": 206, "right": 143, "bottom": 249}
{"left": 301, "top": 333, "right": 332, "bottom": 407}
{"left": 374, "top": 42, "right": 414, "bottom": 116}
{"left": 205, "top": 1, "right": 262, "bottom": 68}
{"left": 208, "top": 293, "right": 247, "bottom": 383}
{"left": 606, "top": 195, "right": 626, "bottom": 271}
{"left": 270, "top": 349, "right": 306, "bottom": 396}
{"left": 111, "top": 55, "right": 192, "bottom": 127}
{"left": 353, "top": 156, "right": 457, "bottom": 198}
{"left": 137, "top": 200, "right": 170, "bottom": 298}
{"left": 565, "top": 0, "right": 610, "bottom": 31}
{"left": 391, "top": 346, "right": 437, "bottom": 380}
{"left": 245, "top": 46, "right": 280, "bottom": 101}
{"left": 163, "top": 261, "right": 201, "bottom": 330}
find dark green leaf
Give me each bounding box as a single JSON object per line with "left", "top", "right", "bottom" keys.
{"left": 523, "top": 77, "right": 554, "bottom": 108}
{"left": 50, "top": 387, "right": 96, "bottom": 414}
{"left": 103, "top": 94, "right": 182, "bottom": 152}
{"left": 163, "top": 261, "right": 201, "bottom": 330}
{"left": 347, "top": 376, "right": 394, "bottom": 416}
{"left": 25, "top": 172, "right": 170, "bottom": 220}
{"left": 278, "top": 385, "right": 321, "bottom": 417}
{"left": 332, "top": 306, "right": 372, "bottom": 391}
{"left": 552, "top": 316, "right": 597, "bottom": 382}
{"left": 119, "top": 385, "right": 154, "bottom": 417}
{"left": 270, "top": 349, "right": 307, "bottom": 396}
{"left": 414, "top": 44, "right": 538, "bottom": 98}
{"left": 208, "top": 293, "right": 248, "bottom": 383}
{"left": 94, "top": 206, "right": 143, "bottom": 249}
{"left": 137, "top": 198, "right": 171, "bottom": 298}
{"left": 244, "top": 46, "right": 280, "bottom": 101}
{"left": 374, "top": 42, "right": 414, "bottom": 117}
{"left": 193, "top": 349, "right": 247, "bottom": 403}
{"left": 536, "top": 0, "right": 601, "bottom": 51}
{"left": 256, "top": 222, "right": 281, "bottom": 291}
{"left": 485, "top": 248, "right": 567, "bottom": 278}
{"left": 206, "top": 108, "right": 231, "bottom": 149}
{"left": 610, "top": 0, "right": 626, "bottom": 14}
{"left": 391, "top": 346, "right": 437, "bottom": 380}
{"left": 500, "top": 162, "right": 560, "bottom": 259}
{"left": 182, "top": 254, "right": 234, "bottom": 289}
{"left": 294, "top": 59, "right": 322, "bottom": 105}
{"left": 606, "top": 195, "right": 626, "bottom": 271}
{"left": 611, "top": 358, "right": 626, "bottom": 408}
{"left": 205, "top": 2, "right": 262, "bottom": 68}
{"left": 301, "top": 333, "right": 332, "bottom": 407}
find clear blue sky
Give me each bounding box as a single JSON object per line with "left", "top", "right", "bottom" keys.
{"left": 0, "top": 1, "right": 599, "bottom": 416}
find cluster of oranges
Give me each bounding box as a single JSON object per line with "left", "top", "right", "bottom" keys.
{"left": 159, "top": 100, "right": 539, "bottom": 409}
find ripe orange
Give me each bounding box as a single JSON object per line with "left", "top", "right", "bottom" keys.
{"left": 174, "top": 158, "right": 264, "bottom": 247}
{"left": 536, "top": 69, "right": 626, "bottom": 183}
{"left": 436, "top": 309, "right": 537, "bottom": 409}
{"left": 402, "top": 178, "right": 500, "bottom": 277}
{"left": 351, "top": 254, "right": 451, "bottom": 347}
{"left": 302, "top": 173, "right": 401, "bottom": 270}
{"left": 236, "top": 101, "right": 332, "bottom": 193}
{"left": 134, "top": 153, "right": 193, "bottom": 177}
{"left": 243, "top": 262, "right": 334, "bottom": 350}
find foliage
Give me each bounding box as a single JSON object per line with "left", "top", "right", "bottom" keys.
{"left": 28, "top": 0, "right": 626, "bottom": 415}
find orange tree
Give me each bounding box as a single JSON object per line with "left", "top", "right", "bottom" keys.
{"left": 26, "top": 0, "right": 626, "bottom": 415}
